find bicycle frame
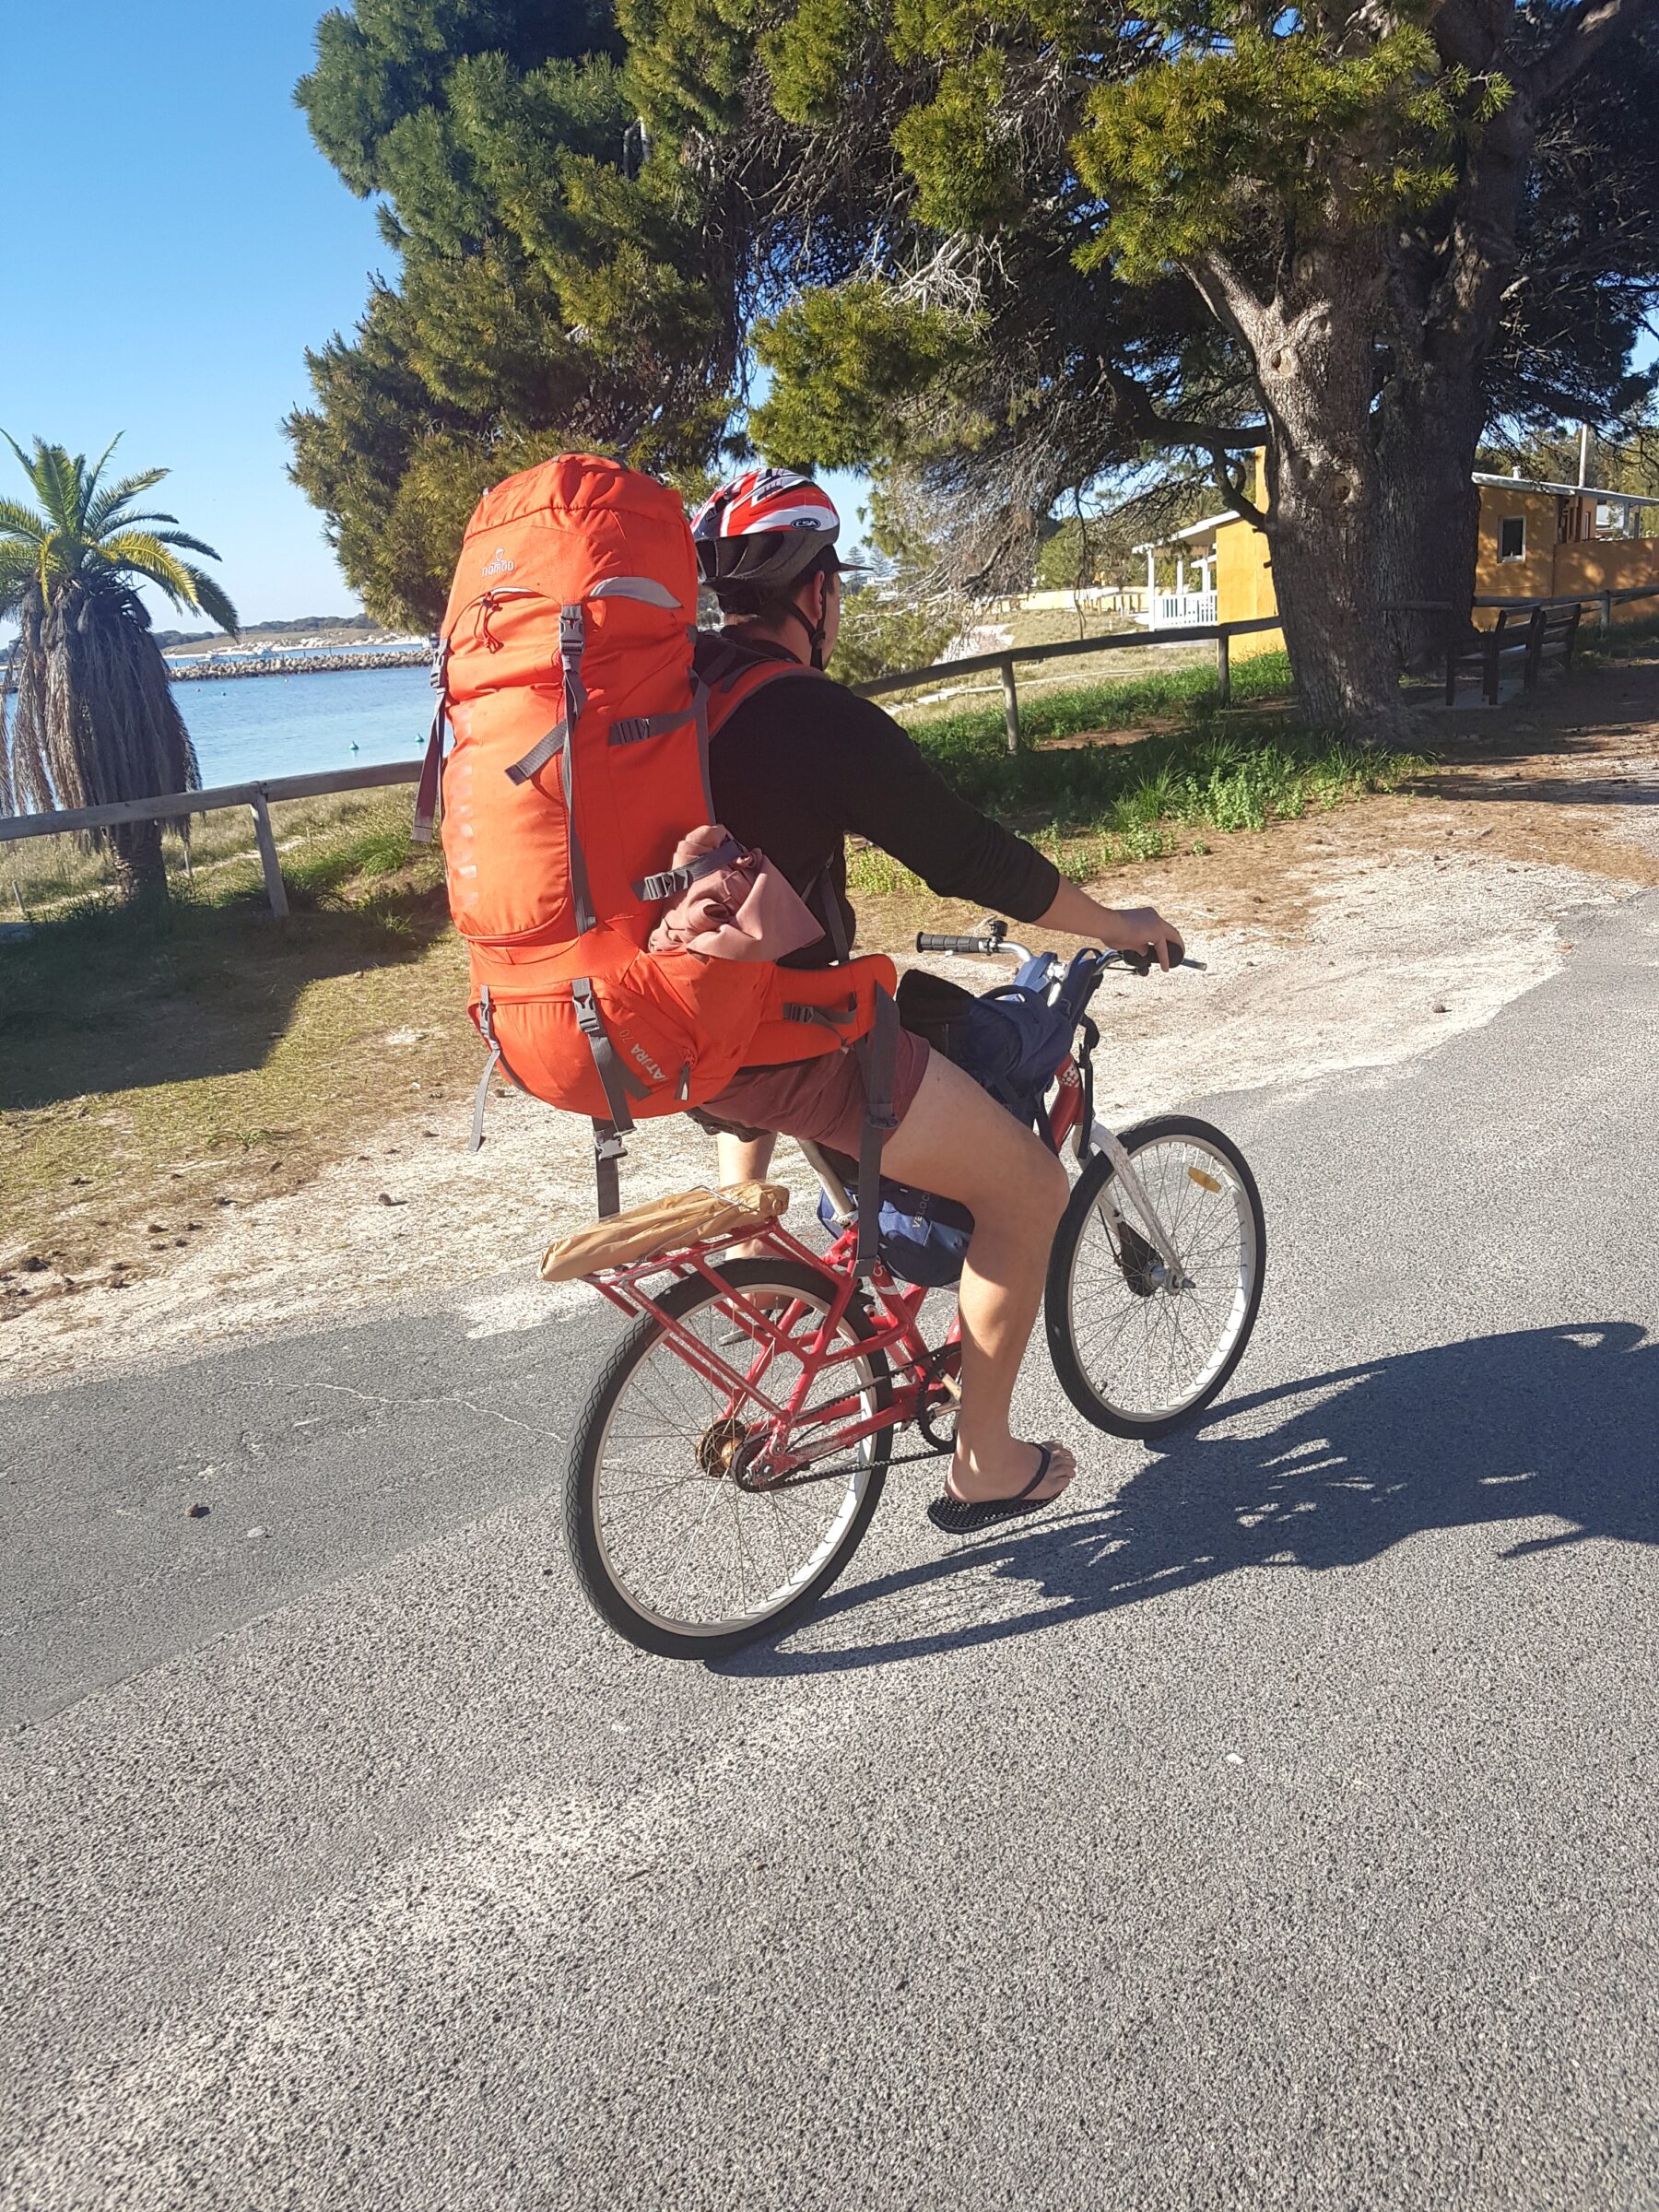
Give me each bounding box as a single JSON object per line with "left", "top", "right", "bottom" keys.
{"left": 587, "top": 1212, "right": 957, "bottom": 1481}
{"left": 579, "top": 940, "right": 1192, "bottom": 1479}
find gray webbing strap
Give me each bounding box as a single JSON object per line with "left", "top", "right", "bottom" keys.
{"left": 468, "top": 986, "right": 502, "bottom": 1153}
{"left": 559, "top": 607, "right": 597, "bottom": 935}
{"left": 853, "top": 988, "right": 900, "bottom": 1277}
{"left": 635, "top": 833, "right": 744, "bottom": 903}
{"left": 505, "top": 717, "right": 566, "bottom": 784}
{"left": 413, "top": 699, "right": 448, "bottom": 844}
{"left": 592, "top": 1123, "right": 625, "bottom": 1218}
{"left": 609, "top": 709, "right": 696, "bottom": 747}
{"left": 413, "top": 637, "right": 453, "bottom": 843}
{"left": 589, "top": 576, "right": 683, "bottom": 609}
{"left": 572, "top": 977, "right": 648, "bottom": 1133}
{"left": 573, "top": 976, "right": 652, "bottom": 1218}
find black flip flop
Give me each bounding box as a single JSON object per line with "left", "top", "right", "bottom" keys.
{"left": 926, "top": 1444, "right": 1065, "bottom": 1535}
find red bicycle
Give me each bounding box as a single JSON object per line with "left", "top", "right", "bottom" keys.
{"left": 562, "top": 926, "right": 1265, "bottom": 1658}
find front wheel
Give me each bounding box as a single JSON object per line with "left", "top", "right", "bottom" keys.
{"left": 1045, "top": 1113, "right": 1265, "bottom": 1440}
{"left": 564, "top": 1261, "right": 892, "bottom": 1660}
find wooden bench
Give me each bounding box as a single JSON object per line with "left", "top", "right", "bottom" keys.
{"left": 1445, "top": 606, "right": 1534, "bottom": 706}
{"left": 1446, "top": 601, "right": 1583, "bottom": 706}
{"left": 1524, "top": 600, "right": 1581, "bottom": 688}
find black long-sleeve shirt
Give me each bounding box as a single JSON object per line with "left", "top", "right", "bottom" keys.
{"left": 702, "top": 639, "right": 1059, "bottom": 969}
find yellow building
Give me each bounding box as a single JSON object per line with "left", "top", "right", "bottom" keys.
{"left": 1135, "top": 472, "right": 1659, "bottom": 660}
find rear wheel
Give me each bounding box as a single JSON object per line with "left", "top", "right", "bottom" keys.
{"left": 1044, "top": 1114, "right": 1265, "bottom": 1440}
{"left": 564, "top": 1261, "right": 892, "bottom": 1659}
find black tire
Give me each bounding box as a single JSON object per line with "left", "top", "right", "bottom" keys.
{"left": 1045, "top": 1113, "right": 1266, "bottom": 1441}
{"left": 564, "top": 1260, "right": 893, "bottom": 1660}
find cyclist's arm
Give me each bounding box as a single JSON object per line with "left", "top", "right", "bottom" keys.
{"left": 818, "top": 690, "right": 1182, "bottom": 968}
{"left": 820, "top": 693, "right": 1059, "bottom": 922}
{"left": 1036, "top": 879, "right": 1184, "bottom": 971}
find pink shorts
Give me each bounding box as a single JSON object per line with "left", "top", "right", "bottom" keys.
{"left": 692, "top": 1030, "right": 931, "bottom": 1157}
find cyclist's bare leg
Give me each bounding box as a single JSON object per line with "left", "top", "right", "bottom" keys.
{"left": 715, "top": 1130, "right": 776, "bottom": 1187}
{"left": 878, "top": 1053, "right": 1076, "bottom": 1504}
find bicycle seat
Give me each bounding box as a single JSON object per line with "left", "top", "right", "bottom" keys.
{"left": 540, "top": 1181, "right": 790, "bottom": 1283}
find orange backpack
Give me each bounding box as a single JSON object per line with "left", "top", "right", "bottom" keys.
{"left": 415, "top": 453, "right": 897, "bottom": 1222}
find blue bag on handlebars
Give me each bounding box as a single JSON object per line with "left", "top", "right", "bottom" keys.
{"left": 817, "top": 952, "right": 1100, "bottom": 1287}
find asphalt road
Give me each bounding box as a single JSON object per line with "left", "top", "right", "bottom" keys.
{"left": 5, "top": 890, "right": 1658, "bottom": 2211}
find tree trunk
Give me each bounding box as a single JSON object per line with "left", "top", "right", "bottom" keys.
{"left": 1369, "top": 77, "right": 1539, "bottom": 677}
{"left": 1217, "top": 244, "right": 1406, "bottom": 733}
{"left": 109, "top": 818, "right": 167, "bottom": 903}
{"left": 1374, "top": 372, "right": 1485, "bottom": 674}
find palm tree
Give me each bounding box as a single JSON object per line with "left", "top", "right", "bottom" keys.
{"left": 0, "top": 435, "right": 239, "bottom": 900}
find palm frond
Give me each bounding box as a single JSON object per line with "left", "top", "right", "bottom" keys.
{"left": 32, "top": 441, "right": 82, "bottom": 531}
{"left": 94, "top": 533, "right": 200, "bottom": 609}
{"left": 84, "top": 465, "right": 171, "bottom": 538}
{"left": 145, "top": 528, "right": 223, "bottom": 561}
{"left": 0, "top": 496, "right": 48, "bottom": 545}
{"left": 87, "top": 433, "right": 124, "bottom": 494}
{"left": 182, "top": 566, "right": 239, "bottom": 635}
{"left": 0, "top": 544, "right": 35, "bottom": 621}
{"left": 86, "top": 508, "right": 182, "bottom": 537}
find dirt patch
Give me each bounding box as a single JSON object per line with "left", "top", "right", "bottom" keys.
{"left": 4, "top": 655, "right": 1655, "bottom": 1390}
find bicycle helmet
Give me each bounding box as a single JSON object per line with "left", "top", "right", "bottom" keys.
{"left": 692, "top": 469, "right": 844, "bottom": 666}
{"left": 691, "top": 468, "right": 841, "bottom": 594}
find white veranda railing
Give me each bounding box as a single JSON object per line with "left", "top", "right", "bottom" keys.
{"left": 1150, "top": 590, "right": 1218, "bottom": 629}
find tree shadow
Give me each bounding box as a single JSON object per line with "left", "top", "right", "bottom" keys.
{"left": 718, "top": 1322, "right": 1659, "bottom": 1677}
{"left": 1429, "top": 768, "right": 1659, "bottom": 808}
{"left": 0, "top": 877, "right": 451, "bottom": 1109}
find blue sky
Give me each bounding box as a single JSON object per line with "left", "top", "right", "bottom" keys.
{"left": 4, "top": 4, "right": 388, "bottom": 627}
{"left": 0, "top": 3, "right": 868, "bottom": 630}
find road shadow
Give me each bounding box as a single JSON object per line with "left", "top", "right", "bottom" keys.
{"left": 717, "top": 1322, "right": 1659, "bottom": 1677}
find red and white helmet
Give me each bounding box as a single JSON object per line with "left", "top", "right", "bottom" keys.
{"left": 691, "top": 468, "right": 841, "bottom": 593}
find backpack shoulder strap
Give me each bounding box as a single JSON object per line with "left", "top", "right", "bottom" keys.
{"left": 694, "top": 635, "right": 827, "bottom": 737}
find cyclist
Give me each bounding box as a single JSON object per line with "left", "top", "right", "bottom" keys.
{"left": 690, "top": 469, "right": 1183, "bottom": 1532}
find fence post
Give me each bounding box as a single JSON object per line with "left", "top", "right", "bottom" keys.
{"left": 1600, "top": 590, "right": 1613, "bottom": 637}
{"left": 249, "top": 793, "right": 289, "bottom": 919}
{"left": 998, "top": 655, "right": 1020, "bottom": 754}
{"left": 1215, "top": 627, "right": 1231, "bottom": 706}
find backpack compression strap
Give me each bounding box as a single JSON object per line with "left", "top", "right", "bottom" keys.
{"left": 808, "top": 862, "right": 900, "bottom": 1278}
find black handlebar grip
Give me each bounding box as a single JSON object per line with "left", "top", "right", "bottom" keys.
{"left": 916, "top": 933, "right": 1002, "bottom": 955}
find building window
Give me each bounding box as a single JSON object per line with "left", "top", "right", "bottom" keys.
{"left": 1499, "top": 516, "right": 1526, "bottom": 561}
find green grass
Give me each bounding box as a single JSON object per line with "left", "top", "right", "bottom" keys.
{"left": 850, "top": 657, "right": 1425, "bottom": 893}
{"left": 1580, "top": 610, "right": 1659, "bottom": 664}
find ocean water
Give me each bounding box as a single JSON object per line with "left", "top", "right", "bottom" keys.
{"left": 178, "top": 664, "right": 437, "bottom": 789}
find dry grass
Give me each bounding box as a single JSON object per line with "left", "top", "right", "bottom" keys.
{"left": 1, "top": 791, "right": 477, "bottom": 1286}
{"left": 3, "top": 664, "right": 1402, "bottom": 1295}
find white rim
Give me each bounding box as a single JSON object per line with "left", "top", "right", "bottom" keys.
{"left": 1064, "top": 1134, "right": 1257, "bottom": 1424}
{"left": 590, "top": 1277, "right": 880, "bottom": 1640}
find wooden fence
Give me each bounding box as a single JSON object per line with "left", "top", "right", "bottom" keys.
{"left": 0, "top": 759, "right": 423, "bottom": 921}
{"left": 1473, "top": 582, "right": 1659, "bottom": 629}
{"left": 0, "top": 617, "right": 1284, "bottom": 920}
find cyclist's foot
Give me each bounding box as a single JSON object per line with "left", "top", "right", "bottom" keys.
{"left": 926, "top": 1441, "right": 1076, "bottom": 1535}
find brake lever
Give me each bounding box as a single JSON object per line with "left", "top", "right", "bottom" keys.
{"left": 1114, "top": 947, "right": 1204, "bottom": 976}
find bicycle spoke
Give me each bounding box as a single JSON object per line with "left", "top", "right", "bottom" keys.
{"left": 589, "top": 1273, "right": 882, "bottom": 1636}
{"left": 1061, "top": 1132, "right": 1258, "bottom": 1425}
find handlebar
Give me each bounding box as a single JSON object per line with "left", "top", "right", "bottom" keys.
{"left": 916, "top": 932, "right": 1012, "bottom": 957}
{"left": 915, "top": 925, "right": 1201, "bottom": 973}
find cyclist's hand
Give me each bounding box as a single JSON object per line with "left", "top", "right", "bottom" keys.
{"left": 1101, "top": 905, "right": 1184, "bottom": 973}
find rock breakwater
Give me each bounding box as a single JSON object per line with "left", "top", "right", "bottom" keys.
{"left": 167, "top": 649, "right": 430, "bottom": 682}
